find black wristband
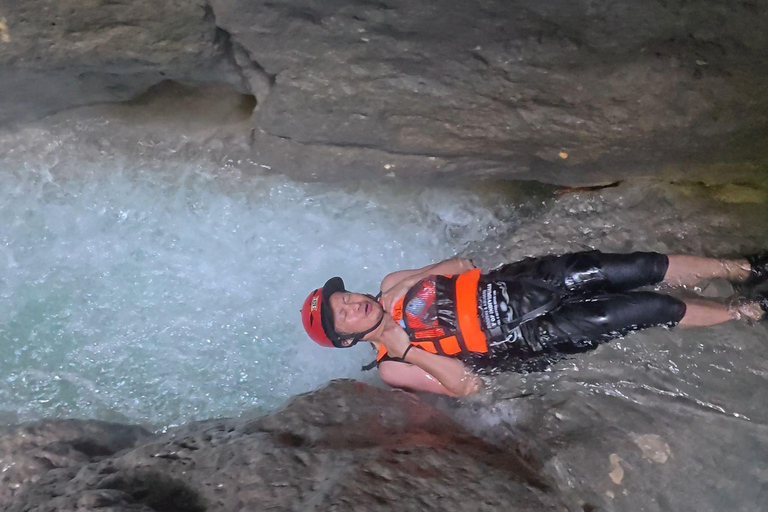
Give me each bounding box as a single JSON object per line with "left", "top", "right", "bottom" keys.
{"left": 401, "top": 344, "right": 414, "bottom": 361}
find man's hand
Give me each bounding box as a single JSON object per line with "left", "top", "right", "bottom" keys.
{"left": 377, "top": 324, "right": 481, "bottom": 396}
{"left": 379, "top": 322, "right": 412, "bottom": 358}
{"left": 379, "top": 279, "right": 413, "bottom": 313}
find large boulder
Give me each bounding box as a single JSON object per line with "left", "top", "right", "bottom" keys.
{"left": 0, "top": 381, "right": 583, "bottom": 511}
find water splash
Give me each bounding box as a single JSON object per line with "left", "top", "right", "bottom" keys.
{"left": 0, "top": 157, "right": 539, "bottom": 428}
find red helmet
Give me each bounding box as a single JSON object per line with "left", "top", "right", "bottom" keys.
{"left": 301, "top": 277, "right": 346, "bottom": 348}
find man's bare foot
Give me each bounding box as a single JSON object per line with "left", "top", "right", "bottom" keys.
{"left": 744, "top": 253, "right": 768, "bottom": 288}
{"left": 728, "top": 298, "right": 766, "bottom": 323}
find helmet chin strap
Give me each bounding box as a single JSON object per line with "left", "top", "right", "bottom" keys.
{"left": 340, "top": 293, "right": 384, "bottom": 347}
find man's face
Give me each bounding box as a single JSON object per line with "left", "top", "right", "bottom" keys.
{"left": 328, "top": 291, "right": 381, "bottom": 346}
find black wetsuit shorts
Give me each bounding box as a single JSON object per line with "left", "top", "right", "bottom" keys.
{"left": 469, "top": 250, "right": 687, "bottom": 373}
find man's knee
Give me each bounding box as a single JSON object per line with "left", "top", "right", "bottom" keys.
{"left": 603, "top": 292, "right": 686, "bottom": 329}
{"left": 496, "top": 250, "right": 670, "bottom": 295}
{"left": 555, "top": 292, "right": 685, "bottom": 336}
{"left": 558, "top": 251, "right": 670, "bottom": 292}
{"left": 597, "top": 252, "right": 669, "bottom": 290}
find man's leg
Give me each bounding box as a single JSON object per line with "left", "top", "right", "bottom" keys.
{"left": 578, "top": 252, "right": 762, "bottom": 292}
{"left": 664, "top": 255, "right": 750, "bottom": 288}
{"left": 492, "top": 251, "right": 670, "bottom": 295}
{"left": 533, "top": 292, "right": 687, "bottom": 350}
{"left": 678, "top": 298, "right": 761, "bottom": 326}
{"left": 532, "top": 291, "right": 764, "bottom": 352}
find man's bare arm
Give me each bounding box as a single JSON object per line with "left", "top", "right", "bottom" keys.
{"left": 401, "top": 347, "right": 481, "bottom": 396}
{"left": 378, "top": 326, "right": 481, "bottom": 397}
{"left": 380, "top": 257, "right": 475, "bottom": 292}
{"left": 378, "top": 360, "right": 461, "bottom": 396}
{"left": 380, "top": 353, "right": 481, "bottom": 397}
{"left": 379, "top": 257, "right": 475, "bottom": 312}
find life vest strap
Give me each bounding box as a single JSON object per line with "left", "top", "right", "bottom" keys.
{"left": 482, "top": 277, "right": 564, "bottom": 351}
{"left": 456, "top": 269, "right": 488, "bottom": 353}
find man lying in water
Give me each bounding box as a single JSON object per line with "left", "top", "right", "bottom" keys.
{"left": 301, "top": 251, "right": 768, "bottom": 397}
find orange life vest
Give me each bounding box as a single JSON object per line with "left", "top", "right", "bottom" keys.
{"left": 376, "top": 269, "right": 489, "bottom": 362}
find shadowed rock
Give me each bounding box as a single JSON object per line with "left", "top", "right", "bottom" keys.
{"left": 0, "top": 381, "right": 585, "bottom": 511}
{"left": 0, "top": 0, "right": 245, "bottom": 126}
{"left": 0, "top": 419, "right": 152, "bottom": 506}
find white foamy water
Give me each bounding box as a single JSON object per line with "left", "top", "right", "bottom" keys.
{"left": 0, "top": 157, "right": 536, "bottom": 429}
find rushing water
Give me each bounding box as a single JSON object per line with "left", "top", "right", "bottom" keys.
{"left": 0, "top": 152, "right": 546, "bottom": 429}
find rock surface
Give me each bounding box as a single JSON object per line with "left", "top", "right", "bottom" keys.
{"left": 0, "top": 381, "right": 583, "bottom": 511}
{"left": 0, "top": 0, "right": 246, "bottom": 126}
{"left": 458, "top": 179, "right": 768, "bottom": 512}
{"left": 2, "top": 0, "right": 768, "bottom": 184}
{"left": 0, "top": 420, "right": 152, "bottom": 506}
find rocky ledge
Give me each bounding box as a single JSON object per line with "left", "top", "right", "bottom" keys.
{"left": 0, "top": 380, "right": 585, "bottom": 511}
{"left": 1, "top": 0, "right": 767, "bottom": 184}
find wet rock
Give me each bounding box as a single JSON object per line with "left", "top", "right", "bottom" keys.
{"left": 76, "top": 489, "right": 134, "bottom": 508}
{"left": 0, "top": 419, "right": 152, "bottom": 506}
{"left": 460, "top": 180, "right": 768, "bottom": 512}
{"left": 1, "top": 0, "right": 767, "bottom": 183}
{"left": 710, "top": 183, "right": 768, "bottom": 204}
{"left": 0, "top": 381, "right": 579, "bottom": 511}
{"left": 208, "top": 0, "right": 768, "bottom": 183}
{"left": 0, "top": 0, "right": 245, "bottom": 126}
{"left": 700, "top": 278, "right": 734, "bottom": 298}
{"left": 472, "top": 178, "right": 768, "bottom": 267}
{"left": 631, "top": 434, "right": 671, "bottom": 464}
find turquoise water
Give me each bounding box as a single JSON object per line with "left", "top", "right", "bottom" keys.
{"left": 0, "top": 157, "right": 536, "bottom": 429}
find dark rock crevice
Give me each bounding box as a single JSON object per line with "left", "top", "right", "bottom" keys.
{"left": 205, "top": 2, "right": 276, "bottom": 109}
{"left": 97, "top": 471, "right": 208, "bottom": 512}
